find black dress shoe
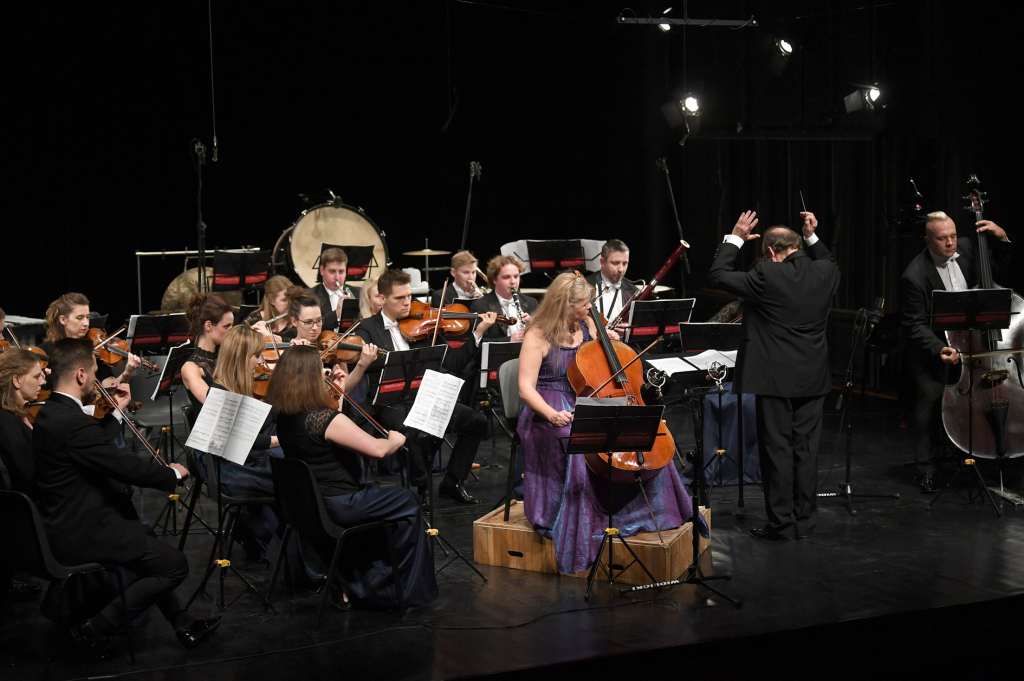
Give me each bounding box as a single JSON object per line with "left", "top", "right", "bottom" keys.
{"left": 437, "top": 480, "right": 481, "bottom": 505}
{"left": 919, "top": 471, "right": 938, "bottom": 493}
{"left": 70, "top": 620, "right": 121, "bottom": 660}
{"left": 749, "top": 526, "right": 789, "bottom": 541}
{"left": 175, "top": 617, "right": 222, "bottom": 649}
{"left": 9, "top": 578, "right": 41, "bottom": 601}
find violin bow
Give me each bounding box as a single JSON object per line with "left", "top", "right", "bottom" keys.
{"left": 92, "top": 325, "right": 127, "bottom": 350}
{"left": 431, "top": 280, "right": 449, "bottom": 346}
{"left": 5, "top": 326, "right": 23, "bottom": 347}
{"left": 93, "top": 381, "right": 169, "bottom": 466}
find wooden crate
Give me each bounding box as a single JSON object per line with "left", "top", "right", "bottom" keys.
{"left": 473, "top": 501, "right": 711, "bottom": 585}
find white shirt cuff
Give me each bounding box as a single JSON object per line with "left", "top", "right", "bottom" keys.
{"left": 723, "top": 234, "right": 745, "bottom": 248}
{"left": 804, "top": 233, "right": 819, "bottom": 246}
{"left": 172, "top": 467, "right": 182, "bottom": 481}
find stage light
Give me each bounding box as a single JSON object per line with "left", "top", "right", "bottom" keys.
{"left": 843, "top": 84, "right": 882, "bottom": 113}
{"left": 776, "top": 39, "right": 793, "bottom": 57}
{"left": 658, "top": 7, "right": 673, "bottom": 31}
{"left": 684, "top": 96, "right": 699, "bottom": 114}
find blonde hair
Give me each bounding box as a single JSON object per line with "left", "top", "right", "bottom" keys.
{"left": 45, "top": 293, "right": 89, "bottom": 342}
{"left": 529, "top": 271, "right": 593, "bottom": 345}
{"left": 212, "top": 325, "right": 265, "bottom": 397}
{"left": 0, "top": 349, "right": 43, "bottom": 417}
{"left": 359, "top": 277, "right": 379, "bottom": 320}
{"left": 486, "top": 254, "right": 526, "bottom": 284}
{"left": 451, "top": 250, "right": 478, "bottom": 270}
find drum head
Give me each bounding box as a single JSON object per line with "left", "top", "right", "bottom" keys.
{"left": 288, "top": 204, "right": 389, "bottom": 288}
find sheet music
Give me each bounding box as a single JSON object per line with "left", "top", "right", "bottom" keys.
{"left": 127, "top": 315, "right": 138, "bottom": 343}
{"left": 646, "top": 349, "right": 735, "bottom": 376}
{"left": 680, "top": 349, "right": 736, "bottom": 371}
{"left": 646, "top": 357, "right": 699, "bottom": 375}
{"left": 185, "top": 388, "right": 272, "bottom": 465}
{"left": 403, "top": 370, "right": 464, "bottom": 439}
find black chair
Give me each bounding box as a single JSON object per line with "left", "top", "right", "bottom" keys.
{"left": 0, "top": 490, "right": 135, "bottom": 672}
{"left": 490, "top": 359, "right": 524, "bottom": 521}
{"left": 266, "top": 457, "right": 404, "bottom": 631}
{"left": 186, "top": 453, "right": 275, "bottom": 613}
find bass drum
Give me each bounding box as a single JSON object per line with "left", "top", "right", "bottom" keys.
{"left": 273, "top": 203, "right": 389, "bottom": 288}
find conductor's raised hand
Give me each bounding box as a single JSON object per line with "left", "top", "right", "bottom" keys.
{"left": 801, "top": 211, "right": 818, "bottom": 239}
{"left": 732, "top": 211, "right": 760, "bottom": 242}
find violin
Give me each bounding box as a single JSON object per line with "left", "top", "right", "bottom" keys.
{"left": 1, "top": 328, "right": 50, "bottom": 368}
{"left": 399, "top": 300, "right": 516, "bottom": 343}
{"left": 567, "top": 278, "right": 675, "bottom": 483}
{"left": 86, "top": 383, "right": 141, "bottom": 420}
{"left": 91, "top": 380, "right": 168, "bottom": 466}
{"left": 316, "top": 330, "right": 388, "bottom": 364}
{"left": 88, "top": 328, "right": 160, "bottom": 373}
{"left": 252, "top": 364, "right": 273, "bottom": 400}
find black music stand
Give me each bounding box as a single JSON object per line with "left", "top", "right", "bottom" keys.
{"left": 559, "top": 401, "right": 664, "bottom": 600}
{"left": 212, "top": 249, "right": 270, "bottom": 296}
{"left": 524, "top": 239, "right": 586, "bottom": 277}
{"left": 926, "top": 289, "right": 1012, "bottom": 516}
{"left": 336, "top": 299, "right": 361, "bottom": 332}
{"left": 479, "top": 341, "right": 523, "bottom": 468}
{"left": 314, "top": 243, "right": 377, "bottom": 283}
{"left": 624, "top": 298, "right": 696, "bottom": 351}
{"left": 127, "top": 313, "right": 192, "bottom": 353}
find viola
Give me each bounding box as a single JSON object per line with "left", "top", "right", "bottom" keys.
{"left": 91, "top": 381, "right": 168, "bottom": 466}
{"left": 316, "top": 330, "right": 387, "bottom": 364}
{"left": 1, "top": 328, "right": 50, "bottom": 368}
{"left": 88, "top": 328, "right": 160, "bottom": 373}
{"left": 566, "top": 282, "right": 675, "bottom": 484}
{"left": 399, "top": 300, "right": 516, "bottom": 343}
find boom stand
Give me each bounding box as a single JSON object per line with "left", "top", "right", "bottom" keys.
{"left": 560, "top": 402, "right": 664, "bottom": 600}
{"left": 817, "top": 309, "right": 901, "bottom": 514}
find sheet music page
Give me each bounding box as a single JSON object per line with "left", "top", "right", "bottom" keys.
{"left": 184, "top": 388, "right": 241, "bottom": 459}
{"left": 222, "top": 395, "right": 273, "bottom": 465}
{"left": 127, "top": 315, "right": 138, "bottom": 344}
{"left": 646, "top": 357, "right": 699, "bottom": 375}
{"left": 679, "top": 349, "right": 735, "bottom": 371}
{"left": 403, "top": 370, "right": 464, "bottom": 439}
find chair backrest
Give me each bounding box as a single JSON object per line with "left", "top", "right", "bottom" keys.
{"left": 269, "top": 457, "right": 343, "bottom": 550}
{"left": 0, "top": 490, "right": 64, "bottom": 580}
{"left": 498, "top": 359, "right": 523, "bottom": 421}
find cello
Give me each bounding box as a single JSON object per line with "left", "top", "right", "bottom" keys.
{"left": 566, "top": 281, "right": 675, "bottom": 483}
{"left": 941, "top": 175, "right": 1024, "bottom": 459}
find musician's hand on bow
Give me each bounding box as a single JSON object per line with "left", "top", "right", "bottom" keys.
{"left": 976, "top": 220, "right": 1009, "bottom": 242}
{"left": 801, "top": 211, "right": 818, "bottom": 239}
{"left": 111, "top": 384, "right": 132, "bottom": 411}
{"left": 548, "top": 409, "right": 573, "bottom": 427}
{"left": 357, "top": 343, "right": 378, "bottom": 369}
{"left": 169, "top": 463, "right": 190, "bottom": 481}
{"left": 731, "top": 211, "right": 760, "bottom": 242}
{"left": 387, "top": 430, "right": 407, "bottom": 454}
{"left": 941, "top": 346, "right": 961, "bottom": 365}
{"left": 291, "top": 338, "right": 312, "bottom": 346}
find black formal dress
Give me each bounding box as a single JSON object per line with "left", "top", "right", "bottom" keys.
{"left": 183, "top": 345, "right": 217, "bottom": 429}
{"left": 469, "top": 291, "right": 538, "bottom": 342}
{"left": 353, "top": 312, "right": 486, "bottom": 490}
{"left": 33, "top": 393, "right": 189, "bottom": 631}
{"left": 709, "top": 238, "right": 840, "bottom": 537}
{"left": 276, "top": 408, "right": 438, "bottom": 609}
{"left": 313, "top": 283, "right": 356, "bottom": 333}
{"left": 899, "top": 238, "right": 1013, "bottom": 475}
{"left": 0, "top": 409, "right": 35, "bottom": 495}
{"left": 585, "top": 272, "right": 639, "bottom": 322}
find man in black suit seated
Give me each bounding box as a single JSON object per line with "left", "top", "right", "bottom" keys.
{"left": 312, "top": 247, "right": 357, "bottom": 333}
{"left": 585, "top": 239, "right": 638, "bottom": 330}
{"left": 431, "top": 250, "right": 485, "bottom": 306}
{"left": 352, "top": 269, "right": 498, "bottom": 505}
{"left": 32, "top": 339, "right": 219, "bottom": 656}
{"left": 469, "top": 254, "right": 538, "bottom": 342}
{"left": 899, "top": 211, "right": 1012, "bottom": 492}
{"left": 709, "top": 210, "right": 840, "bottom": 541}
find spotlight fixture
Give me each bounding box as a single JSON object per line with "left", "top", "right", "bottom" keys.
{"left": 844, "top": 84, "right": 882, "bottom": 113}
{"left": 768, "top": 37, "right": 794, "bottom": 76}
{"left": 683, "top": 96, "right": 699, "bottom": 115}
{"left": 658, "top": 7, "right": 673, "bottom": 32}
{"left": 776, "top": 38, "right": 793, "bottom": 57}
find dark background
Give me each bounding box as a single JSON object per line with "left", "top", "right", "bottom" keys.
{"left": 4, "top": 0, "right": 1020, "bottom": 327}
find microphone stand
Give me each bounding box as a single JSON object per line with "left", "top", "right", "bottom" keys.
{"left": 458, "top": 161, "right": 482, "bottom": 252}
{"left": 656, "top": 158, "right": 692, "bottom": 297}
{"left": 194, "top": 140, "right": 208, "bottom": 293}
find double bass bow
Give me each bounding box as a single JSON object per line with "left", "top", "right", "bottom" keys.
{"left": 941, "top": 175, "right": 1024, "bottom": 459}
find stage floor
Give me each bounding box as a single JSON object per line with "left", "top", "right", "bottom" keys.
{"left": 2, "top": 392, "right": 1022, "bottom": 680}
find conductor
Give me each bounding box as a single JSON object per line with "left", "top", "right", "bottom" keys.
{"left": 709, "top": 210, "right": 840, "bottom": 541}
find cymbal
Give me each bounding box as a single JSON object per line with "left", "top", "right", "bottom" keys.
{"left": 403, "top": 248, "right": 452, "bottom": 257}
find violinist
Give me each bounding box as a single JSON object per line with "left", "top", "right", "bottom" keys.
{"left": 517, "top": 272, "right": 696, "bottom": 574}
{"left": 432, "top": 250, "right": 484, "bottom": 306}
{"left": 32, "top": 338, "right": 219, "bottom": 655}
{"left": 584, "top": 239, "right": 638, "bottom": 327}
{"left": 243, "top": 274, "right": 296, "bottom": 339}
{"left": 313, "top": 247, "right": 356, "bottom": 333}
{"left": 287, "top": 287, "right": 328, "bottom": 345}
{"left": 266, "top": 345, "right": 437, "bottom": 610}
{"left": 899, "top": 211, "right": 1012, "bottom": 493}
{"left": 469, "top": 254, "right": 537, "bottom": 342}
{"left": 358, "top": 276, "right": 382, "bottom": 320}
{"left": 0, "top": 348, "right": 47, "bottom": 495}
{"left": 42, "top": 293, "right": 142, "bottom": 387}
{"left": 180, "top": 293, "right": 234, "bottom": 418}
{"left": 354, "top": 269, "right": 496, "bottom": 506}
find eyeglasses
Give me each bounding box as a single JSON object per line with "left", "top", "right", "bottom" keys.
{"left": 297, "top": 318, "right": 324, "bottom": 328}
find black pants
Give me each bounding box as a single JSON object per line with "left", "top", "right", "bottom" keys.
{"left": 96, "top": 535, "right": 188, "bottom": 631}
{"left": 910, "top": 368, "right": 946, "bottom": 476}
{"left": 375, "top": 402, "right": 486, "bottom": 489}
{"left": 755, "top": 394, "right": 825, "bottom": 536}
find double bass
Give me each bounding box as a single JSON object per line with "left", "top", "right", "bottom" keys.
{"left": 941, "top": 176, "right": 1024, "bottom": 458}
{"left": 566, "top": 291, "right": 675, "bottom": 483}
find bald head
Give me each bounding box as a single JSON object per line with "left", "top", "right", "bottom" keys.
{"left": 762, "top": 226, "right": 801, "bottom": 262}
{"left": 924, "top": 212, "right": 957, "bottom": 258}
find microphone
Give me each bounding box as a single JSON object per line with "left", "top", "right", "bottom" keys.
{"left": 866, "top": 296, "right": 884, "bottom": 335}
{"left": 212, "top": 135, "right": 219, "bottom": 162}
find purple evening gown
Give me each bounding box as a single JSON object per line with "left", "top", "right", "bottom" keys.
{"left": 518, "top": 321, "right": 706, "bottom": 574}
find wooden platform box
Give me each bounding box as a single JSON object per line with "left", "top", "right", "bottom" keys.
{"left": 473, "top": 501, "right": 711, "bottom": 585}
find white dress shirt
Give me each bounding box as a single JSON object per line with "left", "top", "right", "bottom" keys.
{"left": 596, "top": 274, "right": 624, "bottom": 321}
{"left": 928, "top": 250, "right": 969, "bottom": 291}
{"left": 722, "top": 232, "right": 819, "bottom": 250}
{"left": 495, "top": 293, "right": 523, "bottom": 337}
{"left": 381, "top": 312, "right": 411, "bottom": 351}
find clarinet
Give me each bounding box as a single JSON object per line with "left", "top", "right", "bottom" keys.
{"left": 511, "top": 289, "right": 526, "bottom": 327}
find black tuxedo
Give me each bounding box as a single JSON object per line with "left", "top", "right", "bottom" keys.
{"left": 585, "top": 272, "right": 639, "bottom": 320}
{"left": 0, "top": 410, "right": 35, "bottom": 495}
{"left": 353, "top": 312, "right": 486, "bottom": 489}
{"left": 899, "top": 237, "right": 1013, "bottom": 472}
{"left": 313, "top": 283, "right": 356, "bottom": 333}
{"left": 709, "top": 238, "right": 840, "bottom": 536}
{"left": 469, "top": 291, "right": 538, "bottom": 342}
{"left": 33, "top": 392, "right": 190, "bottom": 631}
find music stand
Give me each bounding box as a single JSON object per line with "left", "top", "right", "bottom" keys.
{"left": 313, "top": 243, "right": 377, "bottom": 283}
{"left": 127, "top": 314, "right": 192, "bottom": 353}
{"left": 336, "top": 298, "right": 361, "bottom": 332}
{"left": 479, "top": 341, "right": 523, "bottom": 469}
{"left": 524, "top": 239, "right": 586, "bottom": 276}
{"left": 559, "top": 400, "right": 665, "bottom": 600}
{"left": 212, "top": 249, "right": 270, "bottom": 293}
{"left": 926, "top": 289, "right": 1011, "bottom": 515}
{"left": 624, "top": 298, "right": 696, "bottom": 350}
